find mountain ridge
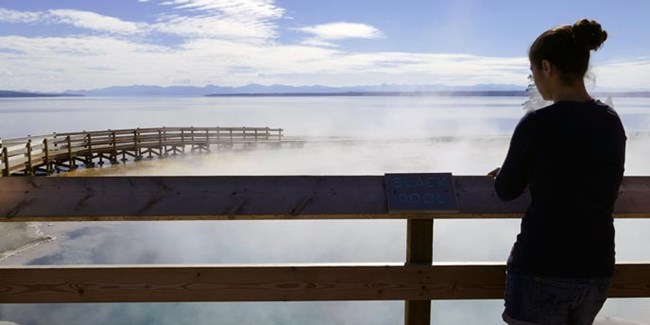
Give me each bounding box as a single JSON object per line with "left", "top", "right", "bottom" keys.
{"left": 3, "top": 83, "right": 650, "bottom": 97}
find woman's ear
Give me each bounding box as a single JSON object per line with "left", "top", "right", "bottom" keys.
{"left": 541, "top": 59, "right": 552, "bottom": 76}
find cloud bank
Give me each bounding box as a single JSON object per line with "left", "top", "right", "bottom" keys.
{"left": 0, "top": 2, "right": 648, "bottom": 92}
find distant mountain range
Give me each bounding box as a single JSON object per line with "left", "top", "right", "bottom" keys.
{"left": 2, "top": 83, "right": 650, "bottom": 98}
{"left": 0, "top": 90, "right": 81, "bottom": 98}
{"left": 63, "top": 83, "right": 525, "bottom": 97}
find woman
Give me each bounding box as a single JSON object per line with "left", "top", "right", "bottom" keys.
{"left": 490, "top": 19, "right": 627, "bottom": 324}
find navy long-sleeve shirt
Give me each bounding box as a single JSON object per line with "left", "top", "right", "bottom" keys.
{"left": 495, "top": 100, "right": 626, "bottom": 277}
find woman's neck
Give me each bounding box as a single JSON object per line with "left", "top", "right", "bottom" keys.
{"left": 550, "top": 80, "right": 591, "bottom": 103}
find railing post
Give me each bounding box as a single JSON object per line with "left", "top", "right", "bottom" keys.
{"left": 111, "top": 131, "right": 117, "bottom": 163}
{"left": 134, "top": 129, "right": 142, "bottom": 160}
{"left": 190, "top": 126, "right": 195, "bottom": 152}
{"left": 405, "top": 219, "right": 433, "bottom": 325}
{"left": 44, "top": 138, "right": 51, "bottom": 175}
{"left": 86, "top": 132, "right": 94, "bottom": 167}
{"left": 181, "top": 129, "right": 186, "bottom": 153}
{"left": 26, "top": 140, "right": 33, "bottom": 176}
{"left": 205, "top": 129, "right": 209, "bottom": 151}
{"left": 158, "top": 129, "right": 163, "bottom": 157}
{"left": 243, "top": 126, "right": 246, "bottom": 141}
{"left": 67, "top": 136, "right": 75, "bottom": 170}
{"left": 279, "top": 128, "right": 283, "bottom": 141}
{"left": 1, "top": 146, "right": 8, "bottom": 176}
{"left": 162, "top": 127, "right": 167, "bottom": 156}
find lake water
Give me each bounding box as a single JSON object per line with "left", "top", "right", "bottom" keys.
{"left": 1, "top": 96, "right": 649, "bottom": 324}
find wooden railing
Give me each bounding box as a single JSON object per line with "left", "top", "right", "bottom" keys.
{"left": 0, "top": 127, "right": 283, "bottom": 176}
{"left": 1, "top": 175, "right": 649, "bottom": 325}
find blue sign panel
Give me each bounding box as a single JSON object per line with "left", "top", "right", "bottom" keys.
{"left": 384, "top": 173, "right": 458, "bottom": 213}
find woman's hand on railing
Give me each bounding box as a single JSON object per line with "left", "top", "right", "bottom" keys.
{"left": 487, "top": 167, "right": 501, "bottom": 179}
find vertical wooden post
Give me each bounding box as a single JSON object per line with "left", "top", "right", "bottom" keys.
{"left": 110, "top": 131, "right": 116, "bottom": 163}
{"left": 43, "top": 138, "right": 51, "bottom": 175}
{"left": 205, "top": 129, "right": 209, "bottom": 152}
{"left": 279, "top": 128, "right": 283, "bottom": 141}
{"left": 26, "top": 140, "right": 33, "bottom": 176}
{"left": 134, "top": 129, "right": 142, "bottom": 160}
{"left": 67, "top": 136, "right": 75, "bottom": 170}
{"left": 1, "top": 147, "right": 8, "bottom": 176}
{"left": 163, "top": 127, "right": 168, "bottom": 156}
{"left": 86, "top": 133, "right": 94, "bottom": 167}
{"left": 190, "top": 127, "right": 195, "bottom": 152}
{"left": 180, "top": 129, "right": 185, "bottom": 154}
{"left": 405, "top": 219, "right": 433, "bottom": 325}
{"left": 158, "top": 129, "right": 163, "bottom": 157}
{"left": 243, "top": 126, "right": 246, "bottom": 141}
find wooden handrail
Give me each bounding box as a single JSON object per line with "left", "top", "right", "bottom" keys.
{"left": 1, "top": 175, "right": 649, "bottom": 325}
{"left": 1, "top": 176, "right": 648, "bottom": 221}
{"left": 1, "top": 263, "right": 648, "bottom": 304}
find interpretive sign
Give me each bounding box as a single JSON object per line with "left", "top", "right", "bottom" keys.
{"left": 384, "top": 173, "right": 458, "bottom": 213}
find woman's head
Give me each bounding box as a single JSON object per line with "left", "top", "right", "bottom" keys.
{"left": 529, "top": 19, "right": 608, "bottom": 83}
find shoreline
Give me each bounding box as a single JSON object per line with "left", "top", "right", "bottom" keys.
{"left": 0, "top": 223, "right": 54, "bottom": 262}
{"left": 0, "top": 222, "right": 90, "bottom": 265}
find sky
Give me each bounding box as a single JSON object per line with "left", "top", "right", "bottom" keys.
{"left": 1, "top": 0, "right": 650, "bottom": 92}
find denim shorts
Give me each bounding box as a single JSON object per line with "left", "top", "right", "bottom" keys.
{"left": 503, "top": 267, "right": 611, "bottom": 325}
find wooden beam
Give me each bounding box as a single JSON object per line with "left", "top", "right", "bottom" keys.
{"left": 0, "top": 263, "right": 647, "bottom": 304}
{"left": 405, "top": 220, "right": 433, "bottom": 325}
{"left": 1, "top": 176, "right": 649, "bottom": 221}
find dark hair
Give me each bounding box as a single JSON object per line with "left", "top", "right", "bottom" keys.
{"left": 529, "top": 19, "right": 608, "bottom": 82}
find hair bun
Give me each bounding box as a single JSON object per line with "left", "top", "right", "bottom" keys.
{"left": 572, "top": 19, "right": 608, "bottom": 51}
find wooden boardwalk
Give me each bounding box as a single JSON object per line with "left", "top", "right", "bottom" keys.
{"left": 0, "top": 126, "right": 285, "bottom": 176}
{"left": 1, "top": 175, "right": 649, "bottom": 325}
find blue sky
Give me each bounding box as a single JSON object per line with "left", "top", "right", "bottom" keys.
{"left": 1, "top": 0, "right": 649, "bottom": 91}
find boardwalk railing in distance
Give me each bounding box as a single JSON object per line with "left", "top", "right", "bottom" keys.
{"left": 1, "top": 175, "right": 649, "bottom": 325}
{"left": 0, "top": 126, "right": 283, "bottom": 177}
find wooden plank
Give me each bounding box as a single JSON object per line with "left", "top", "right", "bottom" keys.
{"left": 1, "top": 147, "right": 7, "bottom": 176}
{"left": 1, "top": 176, "right": 649, "bottom": 221}
{"left": 405, "top": 219, "right": 433, "bottom": 325}
{"left": 0, "top": 263, "right": 647, "bottom": 303}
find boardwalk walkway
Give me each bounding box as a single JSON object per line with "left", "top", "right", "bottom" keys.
{"left": 0, "top": 126, "right": 284, "bottom": 176}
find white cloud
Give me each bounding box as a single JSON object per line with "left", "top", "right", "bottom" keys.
{"left": 152, "top": 14, "right": 275, "bottom": 40}
{"left": 298, "top": 22, "right": 383, "bottom": 40}
{"left": 300, "top": 39, "right": 338, "bottom": 48}
{"left": 161, "top": 0, "right": 284, "bottom": 20}
{"left": 592, "top": 58, "right": 650, "bottom": 90}
{"left": 48, "top": 9, "right": 145, "bottom": 34}
{"left": 0, "top": 2, "right": 284, "bottom": 41}
{"left": 156, "top": 0, "right": 284, "bottom": 40}
{"left": 0, "top": 8, "right": 146, "bottom": 35}
{"left": 0, "top": 8, "right": 42, "bottom": 23}
{"left": 0, "top": 34, "right": 532, "bottom": 92}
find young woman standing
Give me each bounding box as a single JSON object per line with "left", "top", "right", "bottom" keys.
{"left": 491, "top": 19, "right": 627, "bottom": 324}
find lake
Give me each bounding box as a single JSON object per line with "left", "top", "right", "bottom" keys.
{"left": 1, "top": 95, "right": 649, "bottom": 324}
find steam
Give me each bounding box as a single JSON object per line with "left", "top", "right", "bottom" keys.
{"left": 1, "top": 95, "right": 650, "bottom": 323}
